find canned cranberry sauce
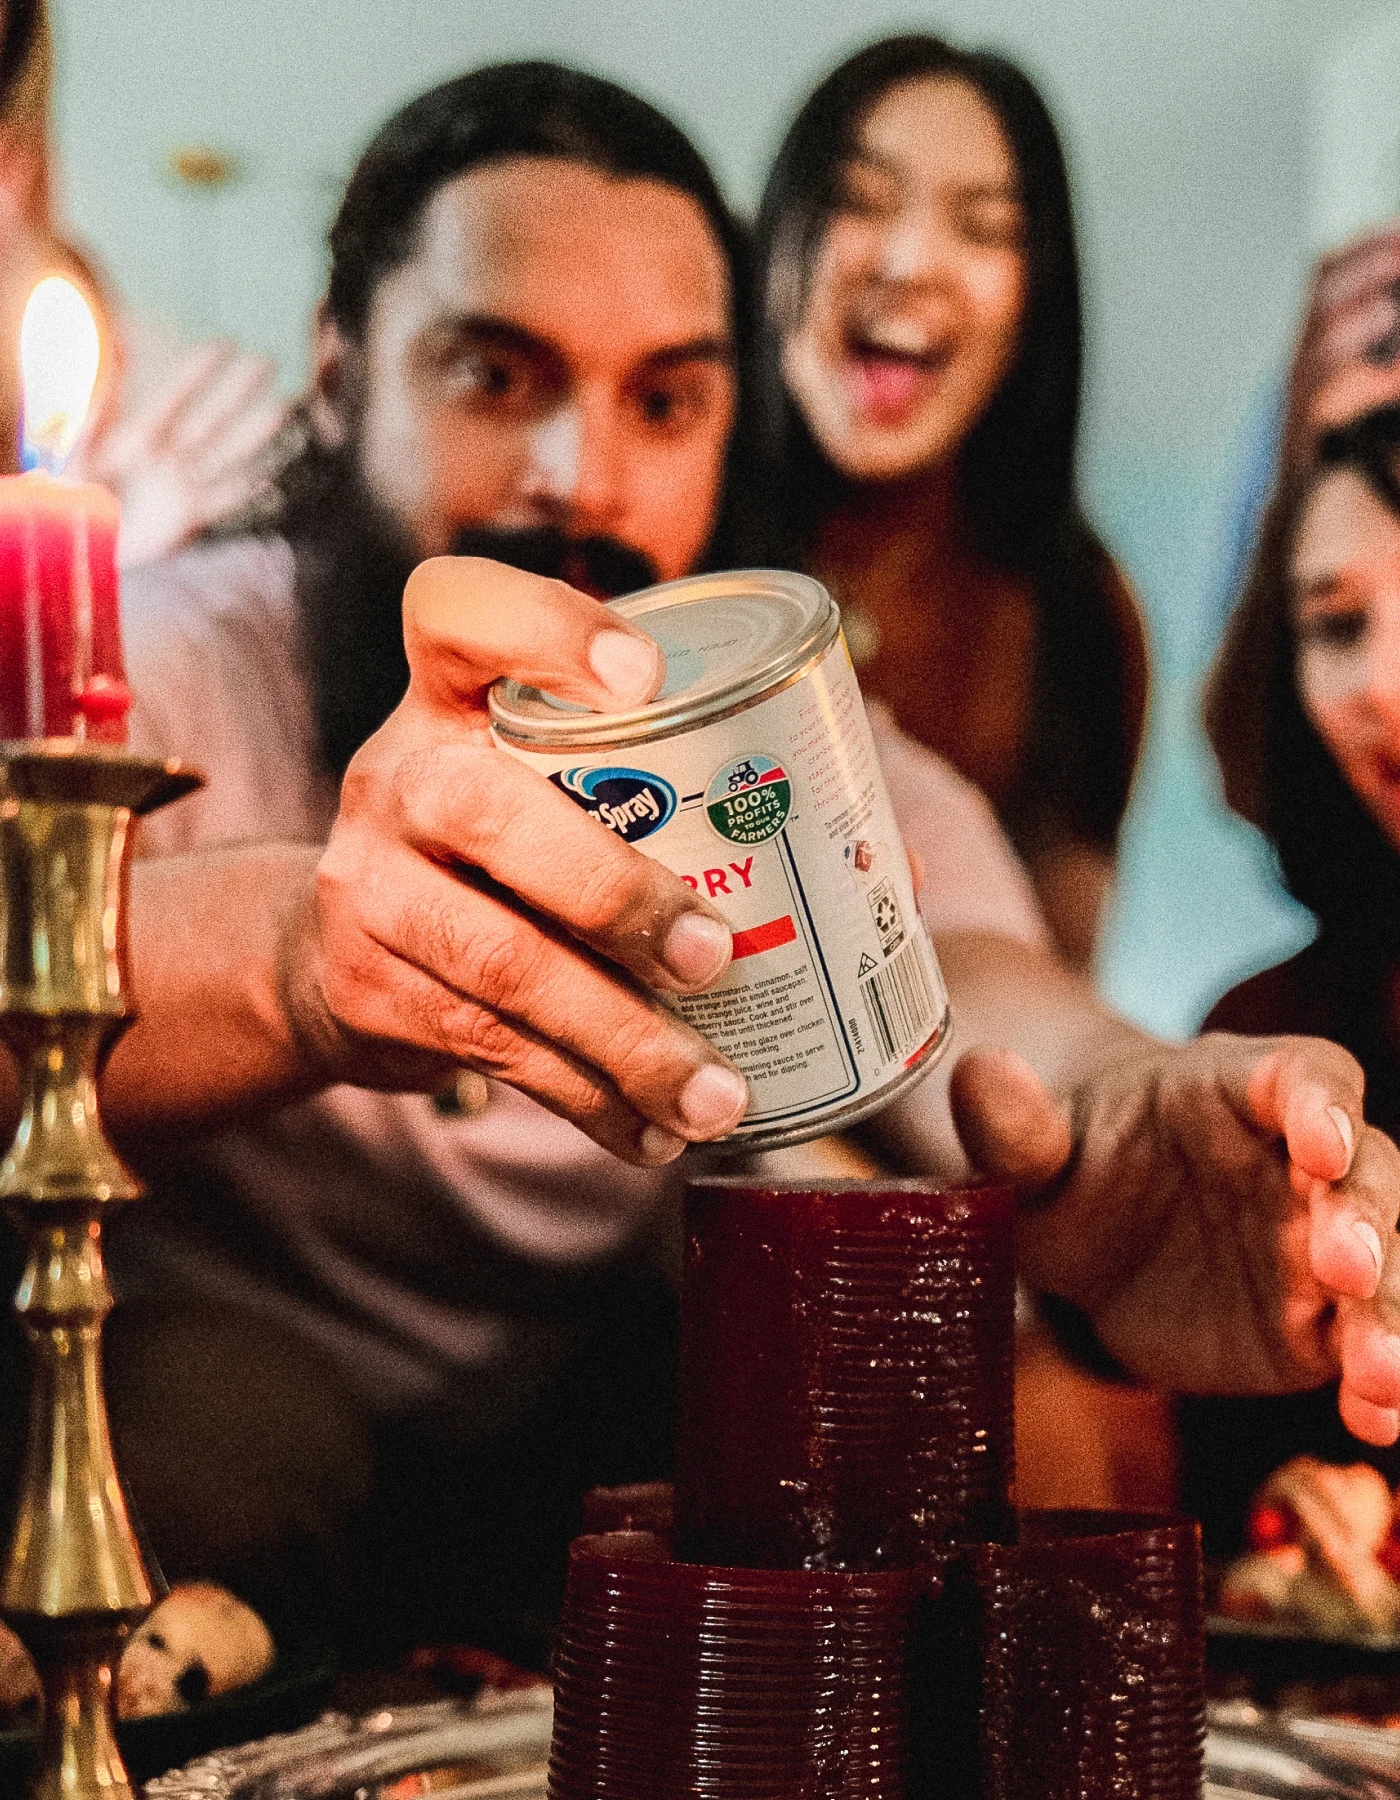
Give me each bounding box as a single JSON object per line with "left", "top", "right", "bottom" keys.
{"left": 489, "top": 570, "right": 951, "bottom": 1151}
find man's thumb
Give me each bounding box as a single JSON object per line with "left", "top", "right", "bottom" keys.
{"left": 949, "top": 1047, "right": 1072, "bottom": 1186}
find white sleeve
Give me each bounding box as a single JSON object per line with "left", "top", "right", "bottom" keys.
{"left": 871, "top": 705, "right": 1050, "bottom": 950}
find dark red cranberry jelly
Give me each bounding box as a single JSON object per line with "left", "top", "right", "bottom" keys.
{"left": 549, "top": 1530, "right": 925, "bottom": 1800}
{"left": 674, "top": 1179, "right": 1015, "bottom": 1568}
{"left": 915, "top": 1510, "right": 1205, "bottom": 1800}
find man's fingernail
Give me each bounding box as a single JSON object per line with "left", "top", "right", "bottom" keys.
{"left": 1329, "top": 1103, "right": 1356, "bottom": 1170}
{"left": 589, "top": 630, "right": 661, "bottom": 706}
{"left": 639, "top": 1125, "right": 687, "bottom": 1166}
{"left": 662, "top": 912, "right": 731, "bottom": 985}
{"left": 1354, "top": 1217, "right": 1384, "bottom": 1280}
{"left": 678, "top": 1063, "right": 749, "bottom": 1137}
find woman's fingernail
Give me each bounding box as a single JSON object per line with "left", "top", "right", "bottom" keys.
{"left": 1328, "top": 1104, "right": 1356, "bottom": 1171}
{"left": 1354, "top": 1217, "right": 1384, "bottom": 1281}
{"left": 639, "top": 1125, "right": 687, "bottom": 1166}
{"left": 662, "top": 912, "right": 731, "bottom": 985}
{"left": 589, "top": 630, "right": 661, "bottom": 706}
{"left": 678, "top": 1063, "right": 749, "bottom": 1136}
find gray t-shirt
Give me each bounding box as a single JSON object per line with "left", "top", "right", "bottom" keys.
{"left": 115, "top": 535, "right": 1048, "bottom": 1423}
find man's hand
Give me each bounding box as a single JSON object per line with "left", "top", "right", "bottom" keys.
{"left": 950, "top": 1034, "right": 1400, "bottom": 1446}
{"left": 279, "top": 556, "right": 749, "bottom": 1167}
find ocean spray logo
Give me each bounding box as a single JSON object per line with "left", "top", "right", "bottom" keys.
{"left": 550, "top": 765, "right": 677, "bottom": 842}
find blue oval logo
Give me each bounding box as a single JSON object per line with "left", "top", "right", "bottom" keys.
{"left": 550, "top": 765, "right": 677, "bottom": 842}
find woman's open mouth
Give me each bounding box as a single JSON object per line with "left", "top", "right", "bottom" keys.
{"left": 840, "top": 323, "right": 951, "bottom": 424}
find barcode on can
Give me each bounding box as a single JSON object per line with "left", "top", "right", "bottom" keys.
{"left": 861, "top": 937, "right": 937, "bottom": 1062}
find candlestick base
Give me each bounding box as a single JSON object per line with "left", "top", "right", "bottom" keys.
{"left": 0, "top": 742, "right": 202, "bottom": 1800}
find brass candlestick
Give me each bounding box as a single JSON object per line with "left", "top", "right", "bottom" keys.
{"left": 0, "top": 741, "right": 201, "bottom": 1800}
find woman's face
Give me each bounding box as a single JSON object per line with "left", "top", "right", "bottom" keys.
{"left": 1292, "top": 465, "right": 1400, "bottom": 850}
{"left": 781, "top": 74, "right": 1028, "bottom": 484}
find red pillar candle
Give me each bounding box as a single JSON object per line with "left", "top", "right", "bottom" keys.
{"left": 674, "top": 1178, "right": 1016, "bottom": 1569}
{"left": 0, "top": 471, "right": 127, "bottom": 742}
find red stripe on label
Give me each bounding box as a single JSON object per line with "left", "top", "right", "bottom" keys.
{"left": 731, "top": 915, "right": 797, "bottom": 960}
{"left": 755, "top": 767, "right": 788, "bottom": 785}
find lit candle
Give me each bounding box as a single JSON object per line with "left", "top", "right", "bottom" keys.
{"left": 0, "top": 276, "right": 126, "bottom": 743}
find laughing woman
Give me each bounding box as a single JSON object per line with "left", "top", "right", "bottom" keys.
{"left": 755, "top": 35, "right": 1146, "bottom": 966}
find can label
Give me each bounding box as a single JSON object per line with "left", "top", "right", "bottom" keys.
{"left": 498, "top": 635, "right": 948, "bottom": 1141}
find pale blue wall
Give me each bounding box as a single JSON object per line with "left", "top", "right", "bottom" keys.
{"left": 49, "top": 0, "right": 1386, "bottom": 1037}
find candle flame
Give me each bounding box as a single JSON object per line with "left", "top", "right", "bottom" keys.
{"left": 19, "top": 276, "right": 101, "bottom": 469}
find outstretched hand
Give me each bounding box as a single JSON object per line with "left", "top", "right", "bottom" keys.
{"left": 951, "top": 1034, "right": 1400, "bottom": 1444}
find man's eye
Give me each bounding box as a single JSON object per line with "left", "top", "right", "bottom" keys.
{"left": 638, "top": 385, "right": 701, "bottom": 429}
{"left": 467, "top": 355, "right": 520, "bottom": 398}
{"left": 445, "top": 348, "right": 543, "bottom": 410}
{"left": 641, "top": 388, "right": 677, "bottom": 423}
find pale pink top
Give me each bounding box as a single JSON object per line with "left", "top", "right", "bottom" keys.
{"left": 117, "top": 537, "right": 1047, "bottom": 1415}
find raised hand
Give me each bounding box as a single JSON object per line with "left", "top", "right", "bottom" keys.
{"left": 1284, "top": 226, "right": 1400, "bottom": 472}
{"left": 68, "top": 329, "right": 287, "bottom": 568}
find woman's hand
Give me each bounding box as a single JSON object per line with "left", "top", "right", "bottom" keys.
{"left": 68, "top": 329, "right": 287, "bottom": 568}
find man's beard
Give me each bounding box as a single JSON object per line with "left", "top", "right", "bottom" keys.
{"left": 279, "top": 432, "right": 661, "bottom": 779}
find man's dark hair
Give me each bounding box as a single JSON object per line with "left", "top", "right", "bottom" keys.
{"left": 326, "top": 61, "right": 746, "bottom": 341}
{"left": 753, "top": 34, "right": 1139, "bottom": 861}
{"left": 318, "top": 61, "right": 760, "bottom": 558}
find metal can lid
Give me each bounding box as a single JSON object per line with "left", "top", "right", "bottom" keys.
{"left": 489, "top": 569, "right": 838, "bottom": 749}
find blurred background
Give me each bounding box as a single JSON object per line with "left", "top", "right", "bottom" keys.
{"left": 46, "top": 0, "right": 1400, "bottom": 1034}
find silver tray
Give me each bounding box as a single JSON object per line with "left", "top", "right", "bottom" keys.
{"left": 142, "top": 1688, "right": 1400, "bottom": 1799}
{"left": 143, "top": 1691, "right": 552, "bottom": 1798}
{"left": 1209, "top": 1703, "right": 1400, "bottom": 1796}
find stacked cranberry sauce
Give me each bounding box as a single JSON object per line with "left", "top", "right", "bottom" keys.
{"left": 550, "top": 1179, "right": 1205, "bottom": 1800}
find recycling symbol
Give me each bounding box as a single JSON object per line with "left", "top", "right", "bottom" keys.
{"left": 866, "top": 878, "right": 906, "bottom": 954}
{"left": 857, "top": 952, "right": 878, "bottom": 978}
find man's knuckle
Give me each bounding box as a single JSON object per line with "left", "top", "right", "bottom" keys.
{"left": 463, "top": 923, "right": 550, "bottom": 1015}
{"left": 599, "top": 1003, "right": 679, "bottom": 1090}
{"left": 401, "top": 890, "right": 467, "bottom": 975}
{"left": 572, "top": 851, "right": 680, "bottom": 947}
{"left": 453, "top": 1004, "right": 523, "bottom": 1073}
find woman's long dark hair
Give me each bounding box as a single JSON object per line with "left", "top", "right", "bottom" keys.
{"left": 755, "top": 34, "right": 1138, "bottom": 856}
{"left": 1207, "top": 404, "right": 1400, "bottom": 1039}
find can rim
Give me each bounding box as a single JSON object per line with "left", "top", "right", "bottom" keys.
{"left": 488, "top": 568, "right": 839, "bottom": 749}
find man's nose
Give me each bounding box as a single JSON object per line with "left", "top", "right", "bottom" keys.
{"left": 522, "top": 397, "right": 625, "bottom": 532}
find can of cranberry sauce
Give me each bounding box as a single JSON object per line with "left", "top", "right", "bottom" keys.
{"left": 489, "top": 570, "right": 952, "bottom": 1152}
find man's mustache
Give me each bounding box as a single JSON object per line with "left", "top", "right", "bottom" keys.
{"left": 449, "top": 526, "right": 660, "bottom": 599}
